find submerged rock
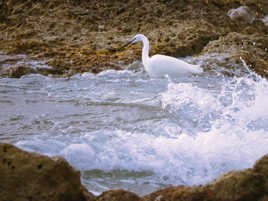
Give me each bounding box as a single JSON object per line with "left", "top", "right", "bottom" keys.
{"left": 0, "top": 143, "right": 92, "bottom": 201}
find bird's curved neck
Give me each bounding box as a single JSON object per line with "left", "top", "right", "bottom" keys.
{"left": 141, "top": 36, "right": 150, "bottom": 65}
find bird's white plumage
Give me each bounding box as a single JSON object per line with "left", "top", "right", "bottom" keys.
{"left": 125, "top": 34, "right": 203, "bottom": 77}
{"left": 147, "top": 54, "right": 203, "bottom": 77}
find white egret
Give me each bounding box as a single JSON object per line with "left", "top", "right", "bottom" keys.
{"left": 120, "top": 34, "right": 203, "bottom": 77}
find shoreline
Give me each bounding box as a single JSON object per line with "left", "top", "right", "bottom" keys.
{"left": 1, "top": 1, "right": 268, "bottom": 200}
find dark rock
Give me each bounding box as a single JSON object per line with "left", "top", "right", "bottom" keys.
{"left": 8, "top": 65, "right": 36, "bottom": 78}
{"left": 0, "top": 0, "right": 8, "bottom": 22}
{"left": 173, "top": 20, "right": 220, "bottom": 57}
{"left": 0, "top": 143, "right": 92, "bottom": 201}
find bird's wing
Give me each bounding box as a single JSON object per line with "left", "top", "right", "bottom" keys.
{"left": 150, "top": 55, "right": 201, "bottom": 76}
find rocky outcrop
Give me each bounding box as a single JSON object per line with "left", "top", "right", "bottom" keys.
{"left": 0, "top": 143, "right": 91, "bottom": 201}
{"left": 0, "top": 0, "right": 267, "bottom": 78}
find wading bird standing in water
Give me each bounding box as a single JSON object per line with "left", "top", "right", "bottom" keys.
{"left": 120, "top": 34, "right": 203, "bottom": 78}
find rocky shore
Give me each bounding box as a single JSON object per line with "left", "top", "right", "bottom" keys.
{"left": 1, "top": 143, "right": 267, "bottom": 201}
{"left": 1, "top": 1, "right": 268, "bottom": 200}
{"left": 0, "top": 0, "right": 267, "bottom": 78}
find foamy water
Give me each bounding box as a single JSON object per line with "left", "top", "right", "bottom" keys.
{"left": 262, "top": 15, "right": 268, "bottom": 26}
{"left": 0, "top": 54, "right": 268, "bottom": 195}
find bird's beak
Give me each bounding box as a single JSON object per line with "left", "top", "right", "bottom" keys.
{"left": 118, "top": 38, "right": 135, "bottom": 50}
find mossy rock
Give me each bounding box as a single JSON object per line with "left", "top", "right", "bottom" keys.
{"left": 0, "top": 143, "right": 89, "bottom": 201}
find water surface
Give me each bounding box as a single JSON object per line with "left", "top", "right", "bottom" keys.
{"left": 0, "top": 54, "right": 268, "bottom": 195}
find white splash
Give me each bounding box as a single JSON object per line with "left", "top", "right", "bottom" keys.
{"left": 9, "top": 58, "right": 268, "bottom": 194}
{"left": 262, "top": 15, "right": 268, "bottom": 26}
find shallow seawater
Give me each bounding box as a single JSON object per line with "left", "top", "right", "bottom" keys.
{"left": 0, "top": 54, "right": 268, "bottom": 195}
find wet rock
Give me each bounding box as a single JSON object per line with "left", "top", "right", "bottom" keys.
{"left": 7, "top": 65, "right": 36, "bottom": 78}
{"left": 202, "top": 32, "right": 268, "bottom": 78}
{"left": 253, "top": 154, "right": 268, "bottom": 194}
{"left": 0, "top": 143, "right": 91, "bottom": 201}
{"left": 202, "top": 155, "right": 268, "bottom": 201}
{"left": 227, "top": 6, "right": 256, "bottom": 24}
{"left": 97, "top": 189, "right": 141, "bottom": 201}
{"left": 0, "top": 54, "right": 56, "bottom": 78}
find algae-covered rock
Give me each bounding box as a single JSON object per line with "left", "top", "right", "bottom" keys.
{"left": 0, "top": 0, "right": 267, "bottom": 77}
{"left": 0, "top": 143, "right": 91, "bottom": 201}
{"left": 206, "top": 169, "right": 265, "bottom": 201}
{"left": 173, "top": 20, "right": 220, "bottom": 57}
{"left": 253, "top": 154, "right": 268, "bottom": 196}
{"left": 171, "top": 186, "right": 207, "bottom": 201}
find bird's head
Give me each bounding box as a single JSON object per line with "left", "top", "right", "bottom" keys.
{"left": 118, "top": 34, "right": 145, "bottom": 50}
{"left": 131, "top": 34, "right": 145, "bottom": 43}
